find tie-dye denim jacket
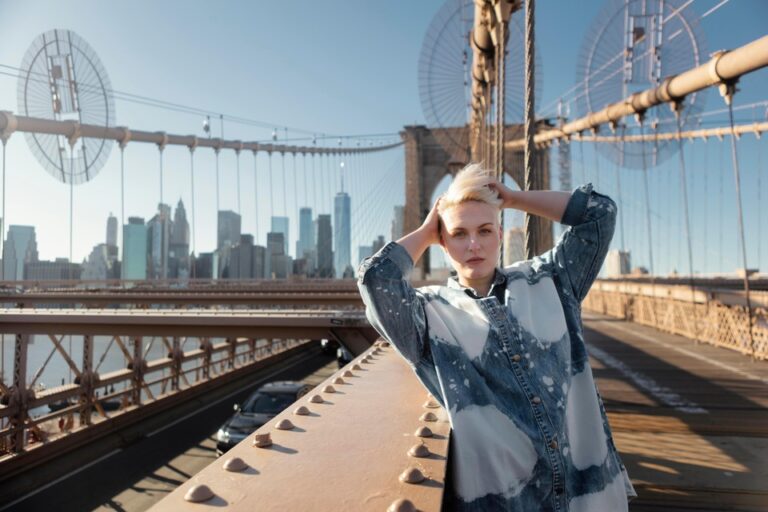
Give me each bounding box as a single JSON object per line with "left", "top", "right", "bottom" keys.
{"left": 357, "top": 183, "right": 636, "bottom": 511}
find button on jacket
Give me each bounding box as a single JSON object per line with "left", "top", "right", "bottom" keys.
{"left": 357, "top": 184, "right": 636, "bottom": 511}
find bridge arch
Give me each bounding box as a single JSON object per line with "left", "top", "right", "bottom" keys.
{"left": 400, "top": 125, "right": 552, "bottom": 276}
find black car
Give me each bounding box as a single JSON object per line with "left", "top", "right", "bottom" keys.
{"left": 216, "top": 380, "right": 311, "bottom": 456}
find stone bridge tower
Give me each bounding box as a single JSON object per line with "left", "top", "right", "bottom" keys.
{"left": 400, "top": 125, "right": 552, "bottom": 278}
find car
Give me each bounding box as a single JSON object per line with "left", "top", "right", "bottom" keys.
{"left": 215, "top": 380, "right": 311, "bottom": 456}
{"left": 336, "top": 345, "right": 353, "bottom": 368}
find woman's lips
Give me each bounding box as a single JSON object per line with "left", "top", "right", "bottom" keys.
{"left": 466, "top": 257, "right": 484, "bottom": 264}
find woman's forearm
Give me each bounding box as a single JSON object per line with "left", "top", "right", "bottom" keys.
{"left": 396, "top": 227, "right": 434, "bottom": 265}
{"left": 506, "top": 190, "right": 572, "bottom": 223}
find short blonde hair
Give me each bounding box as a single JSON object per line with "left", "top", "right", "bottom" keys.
{"left": 437, "top": 163, "right": 502, "bottom": 215}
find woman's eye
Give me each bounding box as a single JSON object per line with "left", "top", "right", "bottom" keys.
{"left": 480, "top": 229, "right": 491, "bottom": 235}
{"left": 453, "top": 232, "right": 466, "bottom": 238}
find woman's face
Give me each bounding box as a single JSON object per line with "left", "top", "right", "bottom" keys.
{"left": 439, "top": 201, "right": 502, "bottom": 284}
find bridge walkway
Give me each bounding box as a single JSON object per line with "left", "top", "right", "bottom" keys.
{"left": 583, "top": 313, "right": 768, "bottom": 511}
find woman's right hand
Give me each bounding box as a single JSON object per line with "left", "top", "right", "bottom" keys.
{"left": 418, "top": 196, "right": 442, "bottom": 246}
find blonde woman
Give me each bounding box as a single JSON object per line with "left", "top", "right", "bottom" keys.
{"left": 358, "top": 164, "right": 635, "bottom": 511}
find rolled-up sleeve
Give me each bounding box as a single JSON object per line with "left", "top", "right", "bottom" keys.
{"left": 546, "top": 183, "right": 617, "bottom": 302}
{"left": 357, "top": 242, "right": 431, "bottom": 366}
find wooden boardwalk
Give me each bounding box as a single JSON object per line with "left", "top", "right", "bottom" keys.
{"left": 584, "top": 313, "right": 768, "bottom": 511}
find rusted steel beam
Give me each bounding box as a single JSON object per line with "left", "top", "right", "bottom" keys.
{"left": 0, "top": 291, "right": 363, "bottom": 307}
{"left": 568, "top": 121, "right": 768, "bottom": 144}
{"left": 149, "top": 342, "right": 451, "bottom": 512}
{"left": 0, "top": 308, "right": 372, "bottom": 338}
{"left": 0, "top": 343, "right": 315, "bottom": 483}
{"left": 505, "top": 34, "right": 768, "bottom": 148}
{"left": 0, "top": 112, "right": 402, "bottom": 156}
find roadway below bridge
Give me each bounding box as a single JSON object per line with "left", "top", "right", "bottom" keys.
{"left": 0, "top": 345, "right": 339, "bottom": 512}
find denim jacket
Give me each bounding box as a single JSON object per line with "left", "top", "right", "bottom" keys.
{"left": 357, "top": 184, "right": 636, "bottom": 511}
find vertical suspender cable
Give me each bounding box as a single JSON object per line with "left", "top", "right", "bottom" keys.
{"left": 1, "top": 138, "right": 6, "bottom": 382}
{"left": 726, "top": 99, "right": 756, "bottom": 359}
{"left": 718, "top": 142, "right": 724, "bottom": 272}
{"left": 281, "top": 152, "right": 287, "bottom": 217}
{"left": 674, "top": 105, "right": 699, "bottom": 343}
{"left": 756, "top": 119, "right": 763, "bottom": 271}
{"left": 159, "top": 148, "right": 164, "bottom": 208}
{"left": 523, "top": 0, "right": 537, "bottom": 259}
{"left": 215, "top": 148, "right": 221, "bottom": 218}
{"left": 189, "top": 148, "right": 196, "bottom": 278}
{"left": 639, "top": 117, "right": 658, "bottom": 326}
{"left": 253, "top": 151, "right": 259, "bottom": 244}
{"left": 616, "top": 124, "right": 626, "bottom": 252}
{"left": 69, "top": 147, "right": 75, "bottom": 281}
{"left": 236, "top": 150, "right": 241, "bottom": 215}
{"left": 120, "top": 146, "right": 125, "bottom": 279}
{"left": 497, "top": 18, "right": 507, "bottom": 266}
{"left": 268, "top": 151, "right": 274, "bottom": 221}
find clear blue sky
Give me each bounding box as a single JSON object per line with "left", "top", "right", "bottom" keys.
{"left": 0, "top": 0, "right": 765, "bottom": 276}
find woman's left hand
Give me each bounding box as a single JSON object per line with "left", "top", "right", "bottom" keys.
{"left": 488, "top": 179, "right": 517, "bottom": 210}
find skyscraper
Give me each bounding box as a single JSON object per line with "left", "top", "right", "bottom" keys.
{"left": 298, "top": 207, "right": 314, "bottom": 258}
{"left": 106, "top": 213, "right": 118, "bottom": 247}
{"left": 123, "top": 217, "right": 148, "bottom": 280}
{"left": 334, "top": 192, "right": 350, "bottom": 278}
{"left": 606, "top": 249, "right": 631, "bottom": 277}
{"left": 169, "top": 199, "right": 190, "bottom": 278}
{"left": 147, "top": 203, "right": 172, "bottom": 279}
{"left": 2, "top": 225, "right": 38, "bottom": 280}
{"left": 315, "top": 214, "right": 333, "bottom": 278}
{"left": 271, "top": 216, "right": 290, "bottom": 256}
{"left": 218, "top": 210, "right": 241, "bottom": 249}
{"left": 230, "top": 234, "right": 255, "bottom": 279}
{"left": 105, "top": 213, "right": 119, "bottom": 278}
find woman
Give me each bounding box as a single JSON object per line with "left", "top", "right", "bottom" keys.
{"left": 357, "top": 164, "right": 636, "bottom": 511}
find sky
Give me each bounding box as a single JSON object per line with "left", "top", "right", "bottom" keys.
{"left": 0, "top": 0, "right": 766, "bottom": 276}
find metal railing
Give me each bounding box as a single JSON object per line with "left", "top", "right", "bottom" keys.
{"left": 583, "top": 280, "right": 768, "bottom": 360}
{"left": 0, "top": 307, "right": 377, "bottom": 478}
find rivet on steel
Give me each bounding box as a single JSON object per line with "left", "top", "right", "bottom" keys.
{"left": 352, "top": 363, "right": 362, "bottom": 370}
{"left": 184, "top": 484, "right": 214, "bottom": 502}
{"left": 322, "top": 384, "right": 336, "bottom": 393}
{"left": 420, "top": 411, "right": 438, "bottom": 422}
{"left": 276, "top": 418, "right": 295, "bottom": 430}
{"left": 387, "top": 498, "right": 417, "bottom": 512}
{"left": 223, "top": 457, "right": 248, "bottom": 472}
{"left": 399, "top": 467, "right": 426, "bottom": 484}
{"left": 333, "top": 376, "right": 345, "bottom": 385}
{"left": 414, "top": 426, "right": 433, "bottom": 438}
{"left": 342, "top": 370, "right": 354, "bottom": 378}
{"left": 309, "top": 394, "right": 324, "bottom": 404}
{"left": 423, "top": 399, "right": 440, "bottom": 409}
{"left": 294, "top": 405, "right": 310, "bottom": 415}
{"left": 253, "top": 432, "right": 272, "bottom": 448}
{"left": 408, "top": 443, "right": 431, "bottom": 458}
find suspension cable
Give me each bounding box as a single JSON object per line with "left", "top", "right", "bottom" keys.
{"left": 523, "top": 0, "right": 537, "bottom": 259}
{"left": 638, "top": 115, "right": 659, "bottom": 326}
{"left": 253, "top": 151, "right": 259, "bottom": 244}
{"left": 673, "top": 103, "right": 699, "bottom": 343}
{"left": 267, "top": 151, "right": 274, "bottom": 221}
{"left": 189, "top": 148, "right": 196, "bottom": 277}
{"left": 214, "top": 149, "right": 221, "bottom": 217}
{"left": 726, "top": 94, "right": 757, "bottom": 359}
{"left": 236, "top": 150, "right": 241, "bottom": 215}
{"left": 614, "top": 123, "right": 626, "bottom": 253}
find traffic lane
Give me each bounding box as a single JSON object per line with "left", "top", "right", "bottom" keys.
{"left": 8, "top": 349, "right": 338, "bottom": 512}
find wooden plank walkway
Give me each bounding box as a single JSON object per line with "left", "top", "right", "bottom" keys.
{"left": 584, "top": 312, "right": 768, "bottom": 512}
